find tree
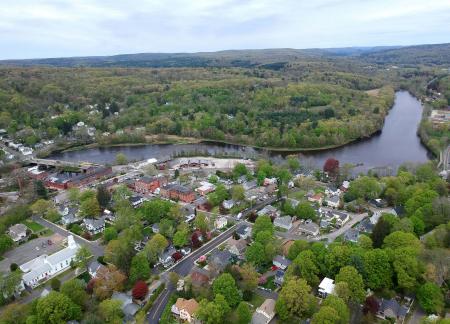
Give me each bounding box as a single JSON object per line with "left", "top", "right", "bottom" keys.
{"left": 159, "top": 218, "right": 175, "bottom": 239}
{"left": 237, "top": 301, "right": 252, "bottom": 324}
{"left": 252, "top": 215, "right": 274, "bottom": 238}
{"left": 276, "top": 278, "right": 315, "bottom": 321}
{"left": 30, "top": 199, "right": 51, "bottom": 215}
{"left": 233, "top": 163, "right": 248, "bottom": 177}
{"left": 383, "top": 231, "right": 421, "bottom": 253}
{"left": 323, "top": 158, "right": 339, "bottom": 176}
{"left": 287, "top": 240, "right": 309, "bottom": 260}
{"left": 132, "top": 281, "right": 148, "bottom": 300}
{"left": 289, "top": 250, "right": 320, "bottom": 286}
{"left": 239, "top": 263, "right": 259, "bottom": 292}
{"left": 98, "top": 299, "right": 124, "bottom": 323}
{"left": 363, "top": 295, "right": 379, "bottom": 315}
{"left": 287, "top": 156, "right": 300, "bottom": 171}
{"left": 45, "top": 208, "right": 61, "bottom": 223}
{"left": 358, "top": 234, "right": 373, "bottom": 249}
{"left": 245, "top": 242, "right": 266, "bottom": 266}
{"left": 322, "top": 295, "right": 349, "bottom": 324}
{"left": 93, "top": 265, "right": 127, "bottom": 300}
{"left": 74, "top": 246, "right": 91, "bottom": 271}
{"left": 348, "top": 176, "right": 382, "bottom": 200}
{"left": 295, "top": 202, "right": 317, "bottom": 220}
{"left": 0, "top": 270, "right": 22, "bottom": 298}
{"left": 231, "top": 185, "right": 245, "bottom": 201}
{"left": 35, "top": 291, "right": 81, "bottom": 324}
{"left": 196, "top": 297, "right": 226, "bottom": 324}
{"left": 194, "top": 213, "right": 209, "bottom": 232}
{"left": 311, "top": 306, "right": 340, "bottom": 324}
{"left": 334, "top": 282, "right": 351, "bottom": 303}
{"left": 96, "top": 185, "right": 111, "bottom": 208}
{"left": 417, "top": 282, "right": 444, "bottom": 314}
{"left": 391, "top": 247, "right": 421, "bottom": 290}
{"left": 50, "top": 278, "right": 61, "bottom": 291}
{"left": 144, "top": 233, "right": 168, "bottom": 264}
{"left": 212, "top": 273, "right": 242, "bottom": 307}
{"left": 60, "top": 279, "right": 88, "bottom": 308}
{"left": 104, "top": 227, "right": 118, "bottom": 242}
{"left": 371, "top": 217, "right": 392, "bottom": 248}
{"left": 173, "top": 229, "right": 189, "bottom": 248}
{"left": 363, "top": 249, "right": 392, "bottom": 290}
{"left": 0, "top": 234, "right": 14, "bottom": 255}
{"left": 67, "top": 188, "right": 80, "bottom": 203}
{"left": 80, "top": 196, "right": 101, "bottom": 218}
{"left": 335, "top": 266, "right": 365, "bottom": 303}
{"left": 129, "top": 253, "right": 150, "bottom": 284}
{"left": 0, "top": 303, "right": 30, "bottom": 324}
{"left": 34, "top": 180, "right": 48, "bottom": 199}
{"left": 115, "top": 153, "right": 127, "bottom": 165}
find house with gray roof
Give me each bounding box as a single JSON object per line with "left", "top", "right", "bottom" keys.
{"left": 273, "top": 255, "right": 292, "bottom": 270}
{"left": 377, "top": 298, "right": 410, "bottom": 322}
{"left": 83, "top": 217, "right": 106, "bottom": 235}
{"left": 274, "top": 215, "right": 293, "bottom": 230}
{"left": 343, "top": 228, "right": 360, "bottom": 243}
{"left": 209, "top": 250, "right": 232, "bottom": 272}
{"left": 8, "top": 223, "right": 28, "bottom": 242}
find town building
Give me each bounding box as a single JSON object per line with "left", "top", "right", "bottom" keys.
{"left": 134, "top": 176, "right": 168, "bottom": 194}
{"left": 160, "top": 184, "right": 195, "bottom": 203}
{"left": 196, "top": 181, "right": 216, "bottom": 196}
{"left": 21, "top": 236, "right": 80, "bottom": 288}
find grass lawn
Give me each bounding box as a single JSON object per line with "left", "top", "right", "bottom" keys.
{"left": 160, "top": 293, "right": 178, "bottom": 324}
{"left": 40, "top": 229, "right": 54, "bottom": 237}
{"left": 142, "top": 226, "right": 153, "bottom": 237}
{"left": 289, "top": 190, "right": 307, "bottom": 200}
{"left": 23, "top": 220, "right": 45, "bottom": 233}
{"left": 261, "top": 276, "right": 276, "bottom": 291}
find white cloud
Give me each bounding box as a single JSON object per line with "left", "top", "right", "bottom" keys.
{"left": 0, "top": 0, "right": 449, "bottom": 59}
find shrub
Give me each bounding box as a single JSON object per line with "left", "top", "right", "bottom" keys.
{"left": 132, "top": 281, "right": 149, "bottom": 300}
{"left": 50, "top": 278, "right": 61, "bottom": 291}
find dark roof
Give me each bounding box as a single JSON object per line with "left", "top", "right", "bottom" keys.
{"left": 209, "top": 250, "right": 232, "bottom": 270}
{"left": 394, "top": 205, "right": 405, "bottom": 216}
{"left": 236, "top": 225, "right": 250, "bottom": 235}
{"left": 162, "top": 183, "right": 193, "bottom": 194}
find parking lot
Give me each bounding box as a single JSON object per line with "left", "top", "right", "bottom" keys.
{"left": 0, "top": 233, "right": 65, "bottom": 272}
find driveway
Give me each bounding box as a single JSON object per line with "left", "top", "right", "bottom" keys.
{"left": 0, "top": 233, "right": 65, "bottom": 272}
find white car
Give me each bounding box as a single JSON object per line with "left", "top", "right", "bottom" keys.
{"left": 237, "top": 212, "right": 243, "bottom": 219}
{"left": 181, "top": 247, "right": 191, "bottom": 256}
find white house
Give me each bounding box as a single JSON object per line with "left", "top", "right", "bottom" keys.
{"left": 298, "top": 220, "right": 320, "bottom": 236}
{"left": 318, "top": 277, "right": 336, "bottom": 298}
{"left": 20, "top": 235, "right": 80, "bottom": 288}
{"left": 273, "top": 255, "right": 292, "bottom": 270}
{"left": 214, "top": 216, "right": 228, "bottom": 230}
{"left": 83, "top": 217, "right": 106, "bottom": 235}
{"left": 8, "top": 223, "right": 28, "bottom": 242}
{"left": 325, "top": 194, "right": 341, "bottom": 208}
{"left": 222, "top": 199, "right": 235, "bottom": 210}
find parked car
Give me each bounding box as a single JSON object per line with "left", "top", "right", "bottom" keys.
{"left": 181, "top": 247, "right": 191, "bottom": 256}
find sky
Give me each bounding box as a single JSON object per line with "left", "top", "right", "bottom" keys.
{"left": 1, "top": 0, "right": 450, "bottom": 60}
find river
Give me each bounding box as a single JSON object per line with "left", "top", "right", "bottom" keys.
{"left": 49, "top": 91, "right": 431, "bottom": 174}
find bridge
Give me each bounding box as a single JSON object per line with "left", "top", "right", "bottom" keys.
{"left": 26, "top": 158, "right": 102, "bottom": 171}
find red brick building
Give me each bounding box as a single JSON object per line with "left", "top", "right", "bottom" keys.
{"left": 67, "top": 166, "right": 113, "bottom": 188}
{"left": 134, "top": 176, "right": 168, "bottom": 194}
{"left": 160, "top": 184, "right": 195, "bottom": 203}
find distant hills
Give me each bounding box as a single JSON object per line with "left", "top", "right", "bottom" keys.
{"left": 1, "top": 43, "right": 449, "bottom": 68}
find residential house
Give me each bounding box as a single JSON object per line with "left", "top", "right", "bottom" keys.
{"left": 298, "top": 220, "right": 320, "bottom": 236}
{"left": 83, "top": 217, "right": 106, "bottom": 235}
{"left": 377, "top": 298, "right": 410, "bottom": 323}
{"left": 274, "top": 215, "right": 293, "bottom": 230}
{"left": 236, "top": 224, "right": 252, "bottom": 239}
{"left": 190, "top": 268, "right": 210, "bottom": 287}
{"left": 134, "top": 176, "right": 167, "bottom": 194}
{"left": 357, "top": 218, "right": 374, "bottom": 233}
{"left": 214, "top": 216, "right": 228, "bottom": 230}
{"left": 88, "top": 260, "right": 106, "bottom": 278}
{"left": 273, "top": 255, "right": 292, "bottom": 270}
{"left": 324, "top": 210, "right": 350, "bottom": 227}
{"left": 243, "top": 180, "right": 257, "bottom": 191}
{"left": 8, "top": 223, "right": 28, "bottom": 242}
{"left": 369, "top": 198, "right": 388, "bottom": 208}
{"left": 159, "top": 247, "right": 177, "bottom": 268}
{"left": 257, "top": 205, "right": 280, "bottom": 218}
{"left": 196, "top": 181, "right": 216, "bottom": 196}
{"left": 340, "top": 180, "right": 350, "bottom": 192}
{"left": 226, "top": 238, "right": 247, "bottom": 256}
{"left": 193, "top": 196, "right": 210, "bottom": 211}
{"left": 318, "top": 277, "right": 335, "bottom": 298}
{"left": 263, "top": 177, "right": 277, "bottom": 186}
{"left": 160, "top": 184, "right": 195, "bottom": 203}
{"left": 61, "top": 213, "right": 78, "bottom": 226}
{"left": 151, "top": 223, "right": 160, "bottom": 233}
{"left": 307, "top": 192, "right": 324, "bottom": 205}
{"left": 21, "top": 236, "right": 80, "bottom": 288}
{"left": 111, "top": 292, "right": 140, "bottom": 321}
{"left": 129, "top": 196, "right": 145, "bottom": 208}
{"left": 325, "top": 194, "right": 341, "bottom": 208}
{"left": 171, "top": 298, "right": 199, "bottom": 323}
{"left": 222, "top": 199, "right": 235, "bottom": 210}
{"left": 103, "top": 209, "right": 115, "bottom": 223}
{"left": 344, "top": 228, "right": 360, "bottom": 243}
{"left": 274, "top": 270, "right": 285, "bottom": 286}
{"left": 209, "top": 250, "right": 232, "bottom": 273}
{"left": 252, "top": 299, "right": 276, "bottom": 324}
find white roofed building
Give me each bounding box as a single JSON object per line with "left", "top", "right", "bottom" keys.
{"left": 318, "top": 277, "right": 336, "bottom": 298}
{"left": 20, "top": 235, "right": 80, "bottom": 288}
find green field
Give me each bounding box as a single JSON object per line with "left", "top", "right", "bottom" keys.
{"left": 22, "top": 220, "right": 45, "bottom": 233}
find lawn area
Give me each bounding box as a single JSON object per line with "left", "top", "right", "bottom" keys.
{"left": 40, "top": 229, "right": 54, "bottom": 237}
{"left": 22, "top": 220, "right": 46, "bottom": 233}
{"left": 142, "top": 226, "right": 153, "bottom": 237}
{"left": 248, "top": 293, "right": 265, "bottom": 308}
{"left": 260, "top": 275, "right": 276, "bottom": 291}
{"left": 289, "top": 190, "right": 307, "bottom": 201}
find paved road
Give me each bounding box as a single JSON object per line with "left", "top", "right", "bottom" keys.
{"left": 33, "top": 216, "right": 104, "bottom": 257}
{"left": 147, "top": 223, "right": 242, "bottom": 323}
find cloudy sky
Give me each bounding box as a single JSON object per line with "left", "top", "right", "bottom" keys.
{"left": 1, "top": 0, "right": 450, "bottom": 59}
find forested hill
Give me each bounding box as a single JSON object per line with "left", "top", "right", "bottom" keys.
{"left": 1, "top": 43, "right": 449, "bottom": 68}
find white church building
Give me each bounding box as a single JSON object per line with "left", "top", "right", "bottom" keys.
{"left": 20, "top": 235, "right": 80, "bottom": 288}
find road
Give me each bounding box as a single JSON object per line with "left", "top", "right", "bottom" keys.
{"left": 33, "top": 216, "right": 104, "bottom": 257}
{"left": 147, "top": 222, "right": 242, "bottom": 323}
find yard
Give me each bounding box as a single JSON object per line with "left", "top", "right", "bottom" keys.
{"left": 22, "top": 219, "right": 46, "bottom": 233}
{"left": 260, "top": 275, "right": 276, "bottom": 291}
